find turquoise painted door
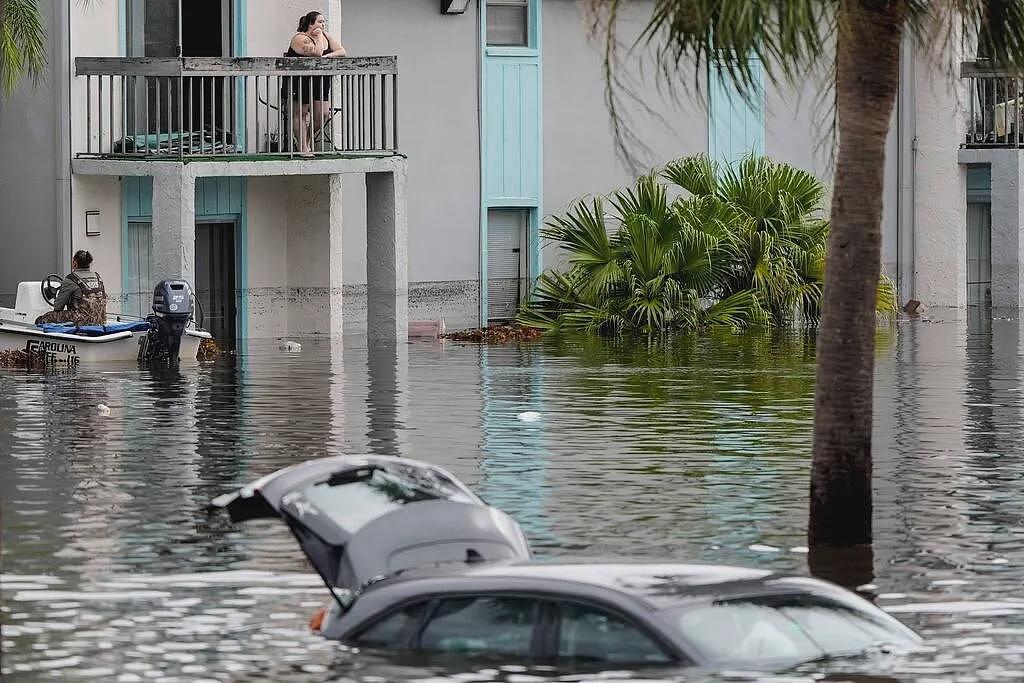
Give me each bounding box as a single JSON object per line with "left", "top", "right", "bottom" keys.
{"left": 484, "top": 59, "right": 541, "bottom": 204}
{"left": 480, "top": 0, "right": 542, "bottom": 326}
{"left": 709, "top": 56, "right": 765, "bottom": 167}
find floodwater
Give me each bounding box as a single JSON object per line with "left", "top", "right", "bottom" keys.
{"left": 2, "top": 313, "right": 1024, "bottom": 681}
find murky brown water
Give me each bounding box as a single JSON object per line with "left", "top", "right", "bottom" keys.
{"left": 3, "top": 313, "right": 1024, "bottom": 681}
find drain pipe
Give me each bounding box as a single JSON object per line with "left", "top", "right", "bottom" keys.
{"left": 896, "top": 32, "right": 917, "bottom": 304}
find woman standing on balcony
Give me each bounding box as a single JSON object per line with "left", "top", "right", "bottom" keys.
{"left": 283, "top": 11, "right": 346, "bottom": 156}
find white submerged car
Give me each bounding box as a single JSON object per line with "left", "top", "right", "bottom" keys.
{"left": 0, "top": 277, "right": 210, "bottom": 366}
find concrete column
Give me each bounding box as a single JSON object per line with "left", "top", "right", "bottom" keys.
{"left": 366, "top": 169, "right": 408, "bottom": 341}
{"left": 150, "top": 164, "right": 196, "bottom": 284}
{"left": 285, "top": 175, "right": 330, "bottom": 336}
{"left": 329, "top": 174, "right": 345, "bottom": 338}
{"left": 913, "top": 43, "right": 968, "bottom": 308}
{"left": 988, "top": 151, "right": 1023, "bottom": 308}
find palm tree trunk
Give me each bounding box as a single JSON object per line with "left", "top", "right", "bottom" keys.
{"left": 809, "top": 0, "right": 906, "bottom": 547}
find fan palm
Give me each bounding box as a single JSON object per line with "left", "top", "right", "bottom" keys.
{"left": 520, "top": 154, "right": 884, "bottom": 335}
{"left": 0, "top": 0, "right": 46, "bottom": 96}
{"left": 584, "top": 0, "right": 1024, "bottom": 548}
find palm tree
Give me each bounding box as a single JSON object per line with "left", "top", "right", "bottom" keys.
{"left": 520, "top": 168, "right": 767, "bottom": 334}
{"left": 0, "top": 0, "right": 47, "bottom": 96}
{"left": 521, "top": 154, "right": 894, "bottom": 336}
{"left": 583, "top": 0, "right": 1024, "bottom": 548}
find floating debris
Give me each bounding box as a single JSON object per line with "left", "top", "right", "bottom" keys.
{"left": 748, "top": 543, "right": 781, "bottom": 553}
{"left": 0, "top": 347, "right": 46, "bottom": 369}
{"left": 517, "top": 411, "right": 542, "bottom": 422}
{"left": 96, "top": 404, "right": 111, "bottom": 416}
{"left": 409, "top": 318, "right": 446, "bottom": 339}
{"left": 441, "top": 325, "right": 542, "bottom": 344}
{"left": 197, "top": 338, "right": 221, "bottom": 361}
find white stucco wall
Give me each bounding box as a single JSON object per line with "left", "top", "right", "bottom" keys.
{"left": 913, "top": 45, "right": 968, "bottom": 309}
{"left": 246, "top": 176, "right": 290, "bottom": 336}
{"left": 71, "top": 176, "right": 123, "bottom": 306}
{"left": 333, "top": 0, "right": 482, "bottom": 287}
{"left": 67, "top": 0, "right": 122, "bottom": 307}
{"left": 542, "top": 0, "right": 707, "bottom": 225}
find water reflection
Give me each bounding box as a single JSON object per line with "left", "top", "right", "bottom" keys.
{"left": 479, "top": 345, "right": 554, "bottom": 547}
{"left": 367, "top": 341, "right": 407, "bottom": 456}
{"left": 2, "top": 321, "right": 1024, "bottom": 680}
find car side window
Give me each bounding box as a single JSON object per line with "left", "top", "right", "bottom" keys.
{"left": 353, "top": 601, "right": 429, "bottom": 648}
{"left": 557, "top": 602, "right": 672, "bottom": 664}
{"left": 418, "top": 596, "right": 539, "bottom": 656}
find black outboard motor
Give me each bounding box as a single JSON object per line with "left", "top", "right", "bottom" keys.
{"left": 138, "top": 280, "right": 194, "bottom": 366}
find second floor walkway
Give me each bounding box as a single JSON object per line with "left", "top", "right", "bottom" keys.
{"left": 75, "top": 56, "right": 399, "bottom": 160}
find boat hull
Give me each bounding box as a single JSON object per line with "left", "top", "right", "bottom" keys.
{"left": 0, "top": 323, "right": 209, "bottom": 366}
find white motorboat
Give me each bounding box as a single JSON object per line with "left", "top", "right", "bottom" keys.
{"left": 0, "top": 278, "right": 211, "bottom": 366}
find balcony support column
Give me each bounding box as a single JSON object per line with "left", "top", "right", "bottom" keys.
{"left": 329, "top": 173, "right": 345, "bottom": 338}
{"left": 989, "top": 151, "right": 1024, "bottom": 307}
{"left": 150, "top": 164, "right": 196, "bottom": 284}
{"left": 366, "top": 167, "right": 408, "bottom": 342}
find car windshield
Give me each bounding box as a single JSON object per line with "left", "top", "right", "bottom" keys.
{"left": 670, "top": 592, "right": 918, "bottom": 665}
{"left": 300, "top": 465, "right": 476, "bottom": 532}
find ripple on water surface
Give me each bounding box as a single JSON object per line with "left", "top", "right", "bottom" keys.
{"left": 2, "top": 322, "right": 1024, "bottom": 680}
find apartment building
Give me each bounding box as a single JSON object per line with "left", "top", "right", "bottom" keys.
{"left": 0, "top": 1, "right": 990, "bottom": 342}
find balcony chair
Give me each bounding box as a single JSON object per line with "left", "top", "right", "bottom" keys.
{"left": 256, "top": 77, "right": 344, "bottom": 154}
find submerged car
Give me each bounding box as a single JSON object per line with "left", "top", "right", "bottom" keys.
{"left": 212, "top": 456, "right": 921, "bottom": 670}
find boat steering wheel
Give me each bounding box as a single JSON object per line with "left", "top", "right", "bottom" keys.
{"left": 41, "top": 274, "right": 64, "bottom": 306}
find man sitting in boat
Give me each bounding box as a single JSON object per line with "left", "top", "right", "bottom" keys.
{"left": 35, "top": 250, "right": 108, "bottom": 326}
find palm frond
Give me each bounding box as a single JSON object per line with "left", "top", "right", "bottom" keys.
{"left": 663, "top": 154, "right": 719, "bottom": 197}
{"left": 700, "top": 289, "right": 766, "bottom": 330}
{"left": 1, "top": 0, "right": 47, "bottom": 96}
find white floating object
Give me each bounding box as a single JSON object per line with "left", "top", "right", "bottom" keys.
{"left": 789, "top": 546, "right": 809, "bottom": 554}
{"left": 517, "top": 411, "right": 542, "bottom": 422}
{"left": 278, "top": 341, "right": 301, "bottom": 352}
{"left": 748, "top": 543, "right": 780, "bottom": 553}
{"left": 96, "top": 404, "right": 111, "bottom": 416}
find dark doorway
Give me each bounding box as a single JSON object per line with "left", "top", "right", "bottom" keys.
{"left": 182, "top": 1, "right": 225, "bottom": 57}
{"left": 125, "top": 0, "right": 230, "bottom": 143}
{"left": 183, "top": 0, "right": 229, "bottom": 138}
{"left": 195, "top": 222, "right": 237, "bottom": 344}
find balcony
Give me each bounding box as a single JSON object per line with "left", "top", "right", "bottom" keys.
{"left": 75, "top": 56, "right": 399, "bottom": 159}
{"left": 962, "top": 60, "right": 1024, "bottom": 148}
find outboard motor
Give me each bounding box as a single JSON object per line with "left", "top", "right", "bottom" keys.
{"left": 138, "top": 280, "right": 194, "bottom": 366}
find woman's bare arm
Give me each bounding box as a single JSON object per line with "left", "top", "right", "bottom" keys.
{"left": 290, "top": 32, "right": 320, "bottom": 57}
{"left": 323, "top": 32, "right": 346, "bottom": 57}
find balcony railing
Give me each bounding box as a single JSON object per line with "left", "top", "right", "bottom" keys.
{"left": 75, "top": 56, "right": 398, "bottom": 159}
{"left": 962, "top": 60, "right": 1024, "bottom": 148}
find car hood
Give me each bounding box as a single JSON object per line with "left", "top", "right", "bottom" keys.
{"left": 212, "top": 455, "right": 531, "bottom": 591}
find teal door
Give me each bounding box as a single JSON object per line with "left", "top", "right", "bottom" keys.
{"left": 480, "top": 0, "right": 542, "bottom": 326}
{"left": 708, "top": 56, "right": 765, "bottom": 167}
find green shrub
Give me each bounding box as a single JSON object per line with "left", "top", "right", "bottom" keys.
{"left": 519, "top": 155, "right": 896, "bottom": 335}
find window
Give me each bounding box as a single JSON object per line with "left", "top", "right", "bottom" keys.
{"left": 298, "top": 465, "right": 476, "bottom": 533}
{"left": 672, "top": 593, "right": 918, "bottom": 665}
{"left": 419, "top": 596, "right": 539, "bottom": 656}
{"left": 557, "top": 602, "right": 672, "bottom": 665}
{"left": 124, "top": 221, "right": 152, "bottom": 318}
{"left": 486, "top": 0, "right": 529, "bottom": 47}
{"left": 353, "top": 601, "right": 429, "bottom": 649}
